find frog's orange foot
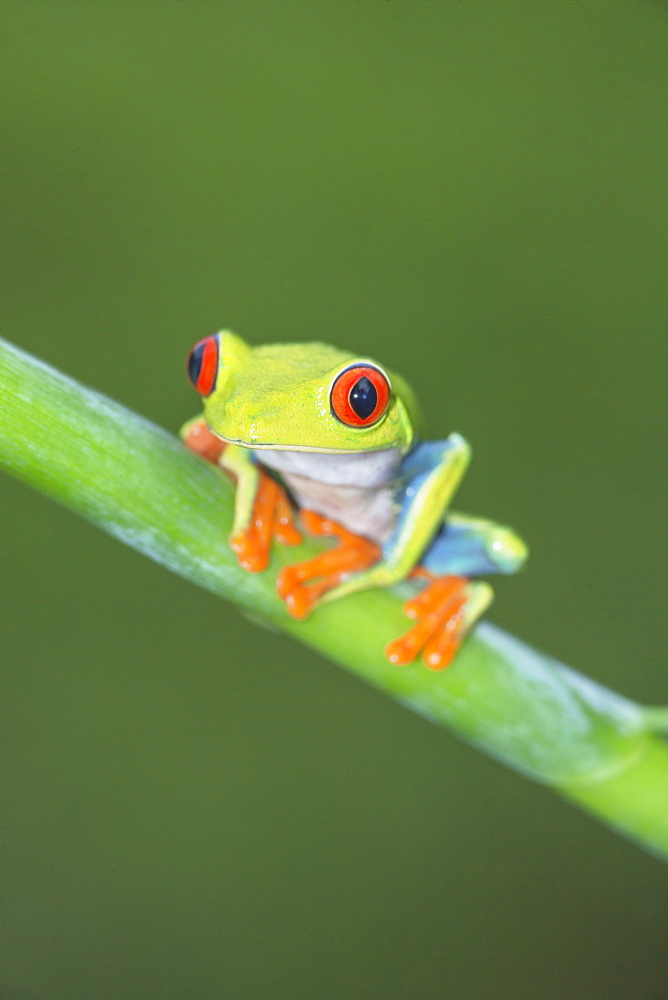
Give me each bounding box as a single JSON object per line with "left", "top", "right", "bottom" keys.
{"left": 182, "top": 418, "right": 227, "bottom": 464}
{"left": 231, "top": 471, "right": 302, "bottom": 573}
{"left": 386, "top": 574, "right": 471, "bottom": 671}
{"left": 277, "top": 510, "right": 382, "bottom": 620}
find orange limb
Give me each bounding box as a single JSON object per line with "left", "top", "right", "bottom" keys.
{"left": 273, "top": 489, "right": 303, "bottom": 546}
{"left": 183, "top": 419, "right": 302, "bottom": 568}
{"left": 277, "top": 510, "right": 382, "bottom": 620}
{"left": 230, "top": 470, "right": 303, "bottom": 573}
{"left": 182, "top": 418, "right": 227, "bottom": 464}
{"left": 386, "top": 574, "right": 470, "bottom": 671}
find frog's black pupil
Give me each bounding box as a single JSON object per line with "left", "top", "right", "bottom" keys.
{"left": 349, "top": 376, "right": 377, "bottom": 420}
{"left": 188, "top": 342, "right": 205, "bottom": 387}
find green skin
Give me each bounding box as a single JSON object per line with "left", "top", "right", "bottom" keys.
{"left": 184, "top": 331, "right": 528, "bottom": 623}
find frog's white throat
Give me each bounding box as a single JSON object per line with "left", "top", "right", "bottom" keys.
{"left": 254, "top": 447, "right": 402, "bottom": 543}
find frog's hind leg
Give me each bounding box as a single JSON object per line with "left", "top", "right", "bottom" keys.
{"left": 386, "top": 575, "right": 493, "bottom": 670}
{"left": 385, "top": 513, "right": 526, "bottom": 670}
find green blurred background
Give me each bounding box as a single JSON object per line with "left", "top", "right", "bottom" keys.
{"left": 2, "top": 3, "right": 667, "bottom": 998}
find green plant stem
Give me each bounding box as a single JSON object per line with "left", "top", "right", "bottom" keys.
{"left": 1, "top": 336, "right": 667, "bottom": 860}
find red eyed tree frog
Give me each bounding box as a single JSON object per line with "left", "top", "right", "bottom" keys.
{"left": 181, "top": 331, "right": 528, "bottom": 669}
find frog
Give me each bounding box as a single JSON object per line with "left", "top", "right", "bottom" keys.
{"left": 181, "top": 330, "right": 528, "bottom": 669}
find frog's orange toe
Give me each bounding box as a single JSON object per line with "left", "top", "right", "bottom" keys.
{"left": 283, "top": 579, "right": 332, "bottom": 619}
{"left": 299, "top": 509, "right": 338, "bottom": 537}
{"left": 386, "top": 627, "right": 428, "bottom": 665}
{"left": 230, "top": 532, "right": 270, "bottom": 573}
{"left": 283, "top": 588, "right": 311, "bottom": 620}
{"left": 276, "top": 564, "right": 304, "bottom": 599}
{"left": 274, "top": 491, "right": 302, "bottom": 546}
{"left": 182, "top": 419, "right": 226, "bottom": 463}
{"left": 422, "top": 632, "right": 462, "bottom": 671}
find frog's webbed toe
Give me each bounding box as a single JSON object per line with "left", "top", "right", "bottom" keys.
{"left": 386, "top": 574, "right": 493, "bottom": 670}
{"left": 277, "top": 510, "right": 382, "bottom": 620}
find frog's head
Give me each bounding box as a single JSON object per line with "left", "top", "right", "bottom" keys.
{"left": 186, "top": 330, "right": 422, "bottom": 453}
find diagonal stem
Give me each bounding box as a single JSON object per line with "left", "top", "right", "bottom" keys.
{"left": 1, "top": 336, "right": 667, "bottom": 861}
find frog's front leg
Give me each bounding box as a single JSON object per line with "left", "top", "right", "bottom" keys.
{"left": 181, "top": 419, "right": 302, "bottom": 571}
{"left": 277, "top": 510, "right": 383, "bottom": 618}
{"left": 221, "top": 445, "right": 303, "bottom": 571}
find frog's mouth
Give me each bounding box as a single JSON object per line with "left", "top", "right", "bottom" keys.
{"left": 216, "top": 432, "right": 392, "bottom": 455}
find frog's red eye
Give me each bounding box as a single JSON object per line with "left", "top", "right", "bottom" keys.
{"left": 330, "top": 364, "right": 391, "bottom": 428}
{"left": 187, "top": 335, "right": 219, "bottom": 396}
